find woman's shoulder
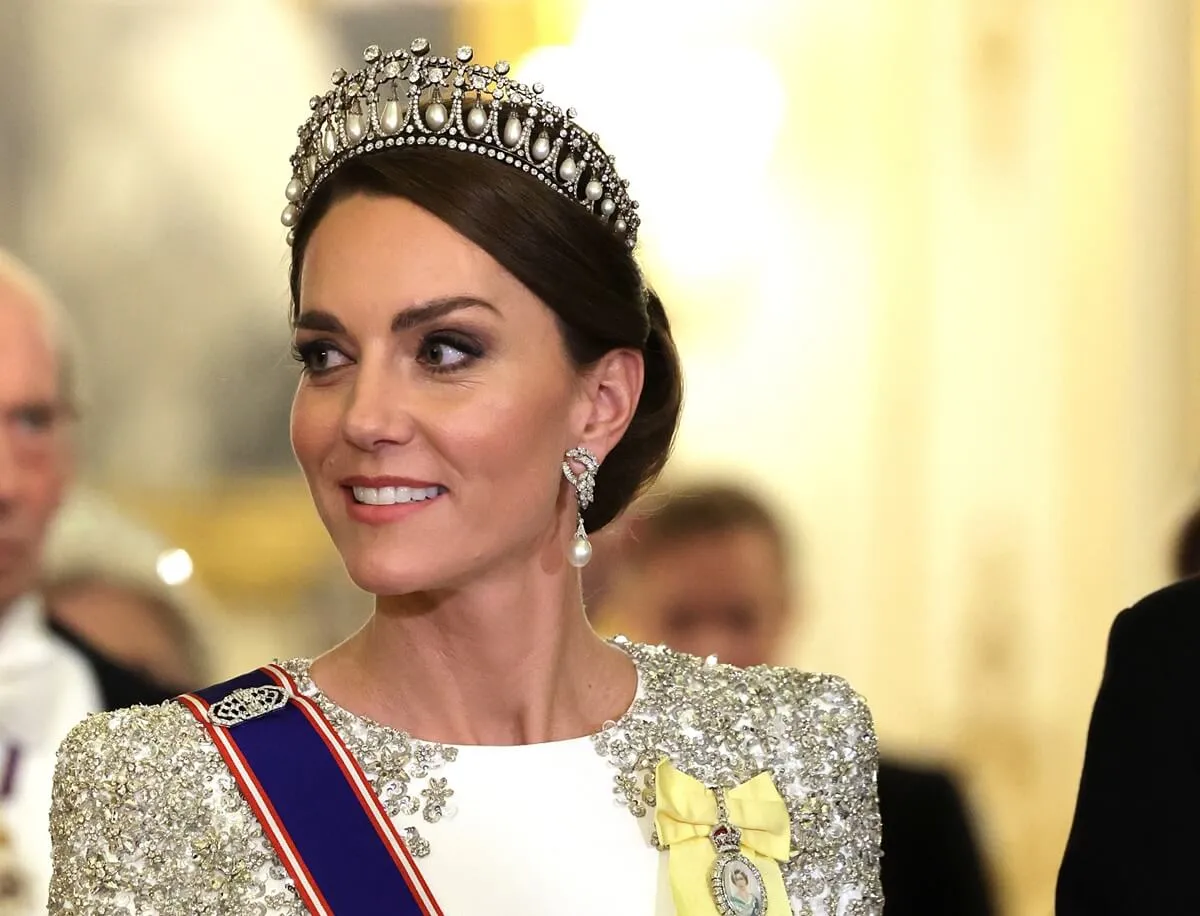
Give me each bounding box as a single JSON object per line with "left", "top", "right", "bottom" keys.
{"left": 59, "top": 698, "right": 201, "bottom": 755}
{"left": 625, "top": 640, "right": 875, "bottom": 741}
{"left": 50, "top": 694, "right": 295, "bottom": 912}
{"left": 54, "top": 698, "right": 217, "bottom": 794}
{"left": 621, "top": 642, "right": 883, "bottom": 910}
{"left": 744, "top": 661, "right": 876, "bottom": 741}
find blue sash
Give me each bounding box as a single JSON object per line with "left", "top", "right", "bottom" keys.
{"left": 179, "top": 666, "right": 441, "bottom": 916}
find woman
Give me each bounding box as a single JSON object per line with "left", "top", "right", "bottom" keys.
{"left": 727, "top": 868, "right": 765, "bottom": 916}
{"left": 49, "top": 40, "right": 882, "bottom": 915}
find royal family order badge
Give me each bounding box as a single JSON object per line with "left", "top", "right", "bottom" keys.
{"left": 708, "top": 793, "right": 768, "bottom": 916}
{"left": 654, "top": 759, "right": 790, "bottom": 916}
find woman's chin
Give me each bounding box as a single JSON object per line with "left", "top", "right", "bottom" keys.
{"left": 334, "top": 534, "right": 528, "bottom": 597}
{"left": 343, "top": 565, "right": 433, "bottom": 598}
{"left": 339, "top": 553, "right": 463, "bottom": 598}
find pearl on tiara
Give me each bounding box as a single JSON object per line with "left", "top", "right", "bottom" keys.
{"left": 282, "top": 40, "right": 641, "bottom": 248}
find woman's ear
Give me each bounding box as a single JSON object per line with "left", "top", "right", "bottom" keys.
{"left": 571, "top": 348, "right": 644, "bottom": 460}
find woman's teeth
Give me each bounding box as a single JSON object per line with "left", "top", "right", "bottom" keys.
{"left": 352, "top": 486, "right": 443, "bottom": 506}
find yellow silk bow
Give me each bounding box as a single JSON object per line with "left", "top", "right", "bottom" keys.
{"left": 654, "top": 759, "right": 792, "bottom": 916}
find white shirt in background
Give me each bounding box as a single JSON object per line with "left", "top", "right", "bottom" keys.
{"left": 0, "top": 596, "right": 101, "bottom": 914}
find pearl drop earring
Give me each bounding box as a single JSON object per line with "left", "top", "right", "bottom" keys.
{"left": 561, "top": 446, "right": 600, "bottom": 568}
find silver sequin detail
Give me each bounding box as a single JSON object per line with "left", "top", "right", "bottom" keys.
{"left": 595, "top": 642, "right": 883, "bottom": 912}
{"left": 49, "top": 644, "right": 882, "bottom": 914}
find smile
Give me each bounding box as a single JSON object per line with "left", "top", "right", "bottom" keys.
{"left": 351, "top": 485, "right": 445, "bottom": 506}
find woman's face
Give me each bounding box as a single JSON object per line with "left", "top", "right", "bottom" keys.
{"left": 733, "top": 872, "right": 749, "bottom": 891}
{"left": 290, "top": 193, "right": 598, "bottom": 596}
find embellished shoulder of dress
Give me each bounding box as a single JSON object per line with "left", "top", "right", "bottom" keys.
{"left": 607, "top": 640, "right": 883, "bottom": 914}
{"left": 56, "top": 698, "right": 207, "bottom": 768}
{"left": 617, "top": 639, "right": 877, "bottom": 764}
{"left": 52, "top": 701, "right": 220, "bottom": 841}
{"left": 50, "top": 699, "right": 302, "bottom": 913}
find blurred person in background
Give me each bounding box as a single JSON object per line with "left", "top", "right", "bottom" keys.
{"left": 0, "top": 250, "right": 170, "bottom": 914}
{"left": 43, "top": 573, "right": 200, "bottom": 694}
{"left": 1056, "top": 497, "right": 1200, "bottom": 913}
{"left": 41, "top": 489, "right": 208, "bottom": 693}
{"left": 592, "top": 482, "right": 996, "bottom": 916}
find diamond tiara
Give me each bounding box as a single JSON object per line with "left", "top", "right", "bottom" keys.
{"left": 281, "top": 39, "right": 640, "bottom": 247}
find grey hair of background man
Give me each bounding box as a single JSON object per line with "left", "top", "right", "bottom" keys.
{"left": 0, "top": 248, "right": 82, "bottom": 413}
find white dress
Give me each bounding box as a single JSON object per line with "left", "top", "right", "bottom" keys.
{"left": 49, "top": 642, "right": 883, "bottom": 915}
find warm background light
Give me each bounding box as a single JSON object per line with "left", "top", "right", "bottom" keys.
{"left": 155, "top": 549, "right": 194, "bottom": 587}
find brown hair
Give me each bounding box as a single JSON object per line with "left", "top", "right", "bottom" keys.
{"left": 630, "top": 483, "right": 790, "bottom": 567}
{"left": 1175, "top": 504, "right": 1200, "bottom": 579}
{"left": 288, "top": 148, "right": 682, "bottom": 531}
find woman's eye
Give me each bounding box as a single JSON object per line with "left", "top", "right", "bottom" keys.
{"left": 423, "top": 342, "right": 467, "bottom": 367}
{"left": 419, "top": 333, "right": 481, "bottom": 372}
{"left": 294, "top": 341, "right": 351, "bottom": 373}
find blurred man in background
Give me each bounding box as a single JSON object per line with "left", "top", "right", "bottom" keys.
{"left": 591, "top": 482, "right": 995, "bottom": 916}
{"left": 0, "top": 250, "right": 170, "bottom": 912}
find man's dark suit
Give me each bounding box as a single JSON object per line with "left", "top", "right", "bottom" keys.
{"left": 48, "top": 619, "right": 174, "bottom": 709}
{"left": 878, "top": 760, "right": 995, "bottom": 916}
{"left": 1057, "top": 577, "right": 1200, "bottom": 913}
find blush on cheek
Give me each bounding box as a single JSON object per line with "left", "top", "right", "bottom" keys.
{"left": 457, "top": 396, "right": 571, "bottom": 545}
{"left": 290, "top": 393, "right": 340, "bottom": 484}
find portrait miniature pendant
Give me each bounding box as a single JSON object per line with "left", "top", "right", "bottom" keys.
{"left": 708, "top": 789, "right": 768, "bottom": 916}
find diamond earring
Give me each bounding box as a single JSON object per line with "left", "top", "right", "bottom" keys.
{"left": 561, "top": 446, "right": 600, "bottom": 568}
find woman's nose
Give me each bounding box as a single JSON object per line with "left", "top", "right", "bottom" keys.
{"left": 340, "top": 361, "right": 417, "bottom": 451}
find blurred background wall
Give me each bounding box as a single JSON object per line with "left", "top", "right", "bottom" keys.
{"left": 0, "top": 1, "right": 1196, "bottom": 913}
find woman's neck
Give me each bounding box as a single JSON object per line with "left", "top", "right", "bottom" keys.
{"left": 308, "top": 564, "right": 636, "bottom": 746}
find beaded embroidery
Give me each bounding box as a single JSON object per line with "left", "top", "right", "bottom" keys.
{"left": 49, "top": 642, "right": 882, "bottom": 914}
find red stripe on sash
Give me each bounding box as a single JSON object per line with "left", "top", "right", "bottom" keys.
{"left": 260, "top": 664, "right": 444, "bottom": 916}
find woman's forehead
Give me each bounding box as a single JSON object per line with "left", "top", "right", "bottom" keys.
{"left": 299, "top": 195, "right": 528, "bottom": 311}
